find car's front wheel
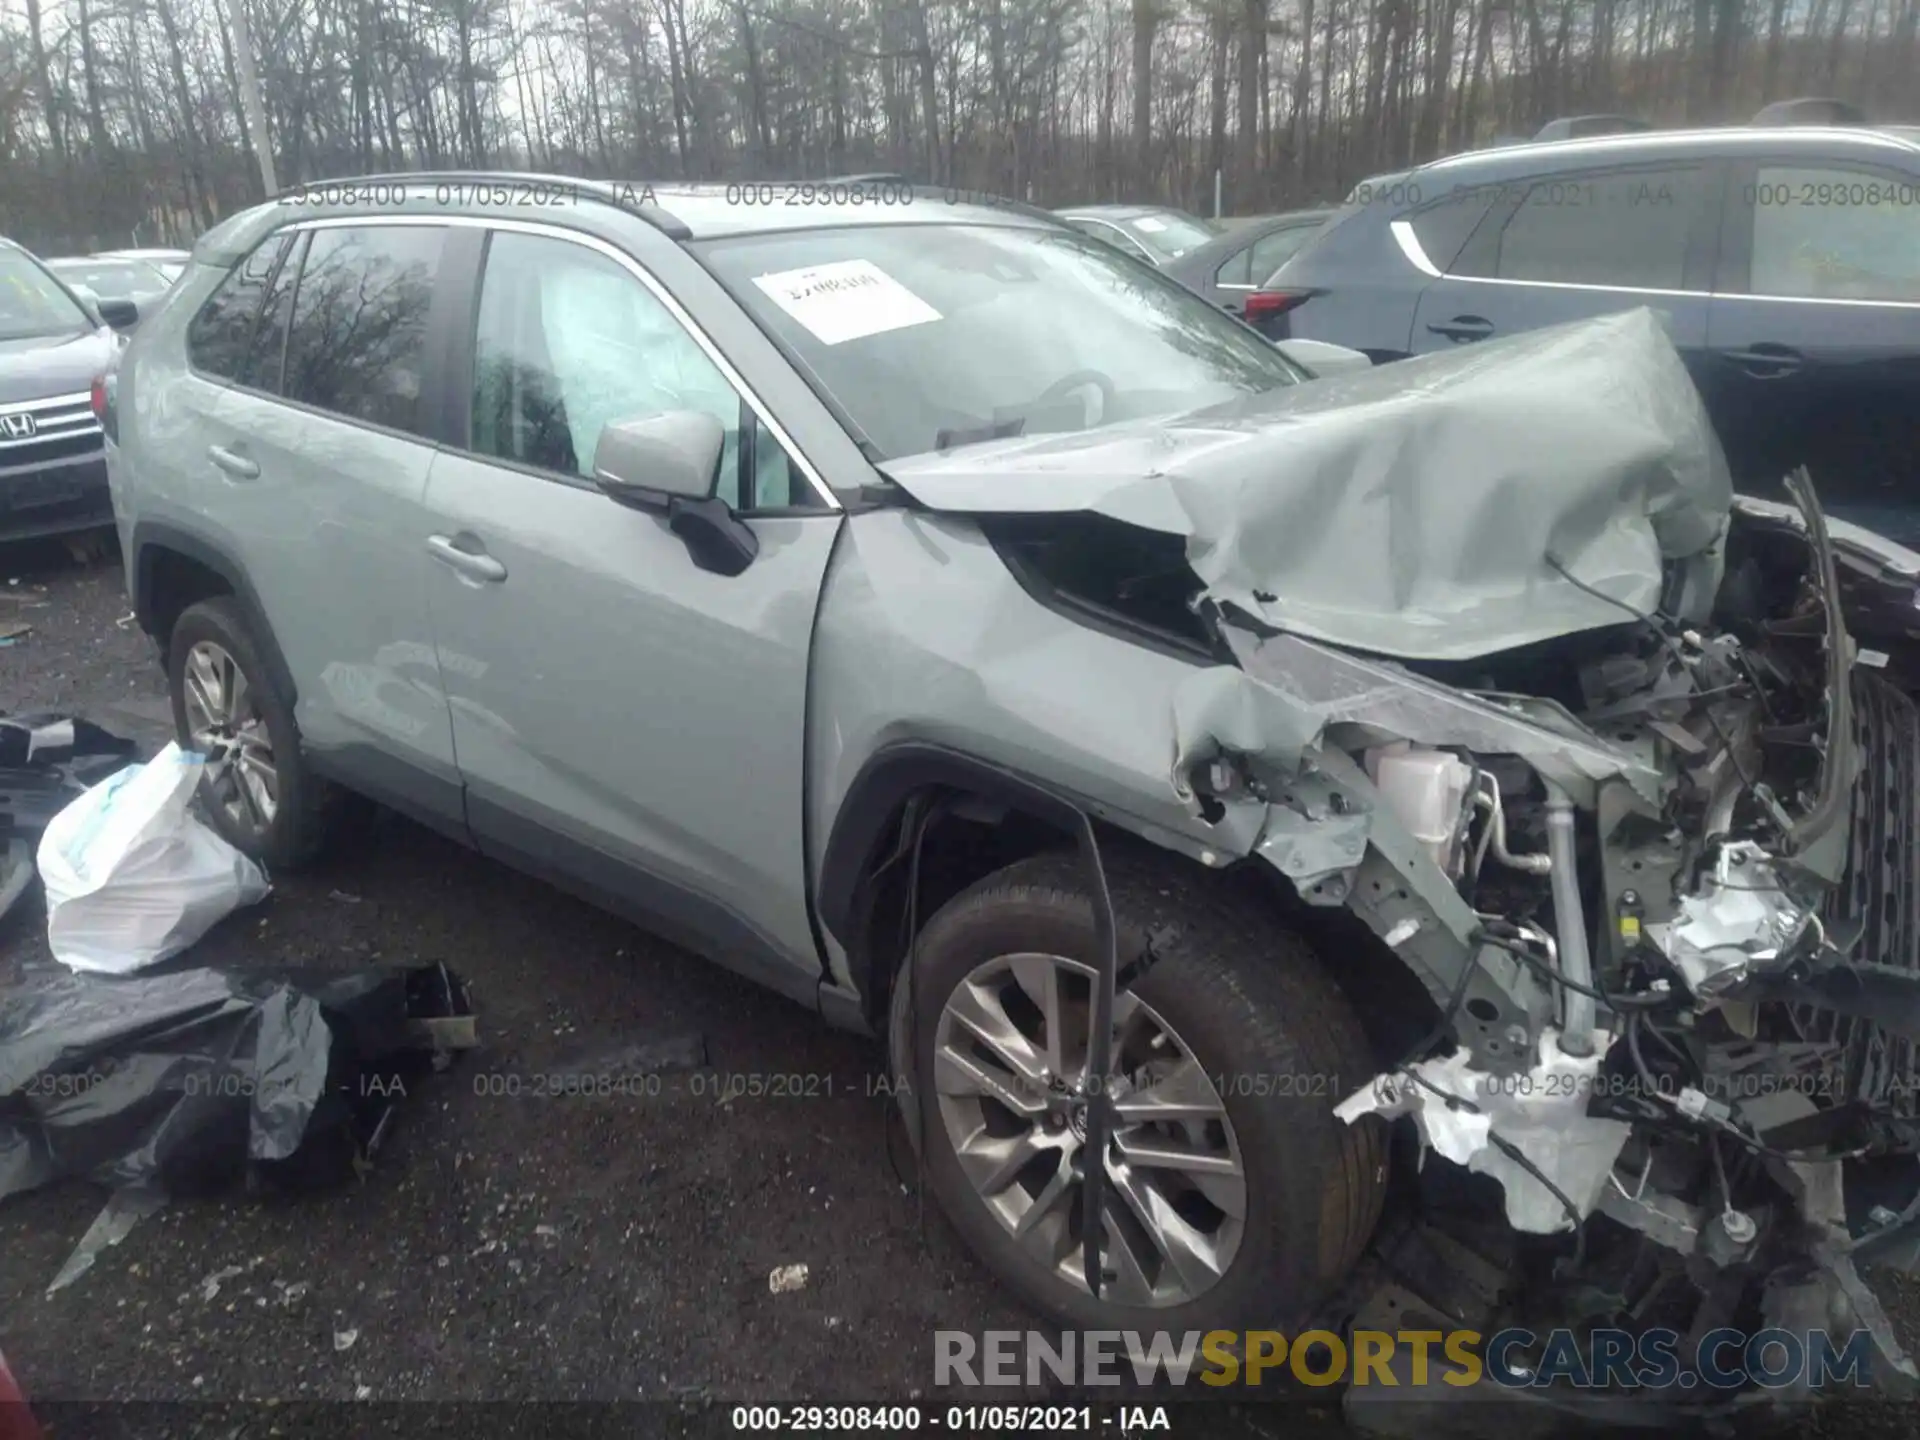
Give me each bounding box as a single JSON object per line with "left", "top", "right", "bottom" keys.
{"left": 900, "top": 851, "right": 1386, "bottom": 1332}
{"left": 167, "top": 596, "right": 336, "bottom": 871}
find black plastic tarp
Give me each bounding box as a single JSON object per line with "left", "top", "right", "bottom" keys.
{"left": 0, "top": 961, "right": 471, "bottom": 1201}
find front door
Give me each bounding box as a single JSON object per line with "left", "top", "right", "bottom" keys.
{"left": 420, "top": 224, "right": 843, "bottom": 1004}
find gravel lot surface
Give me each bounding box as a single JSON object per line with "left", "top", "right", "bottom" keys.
{"left": 0, "top": 539, "right": 1916, "bottom": 1440}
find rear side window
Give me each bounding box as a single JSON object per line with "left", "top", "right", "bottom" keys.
{"left": 1463, "top": 166, "right": 1713, "bottom": 289}
{"left": 1246, "top": 224, "right": 1318, "bottom": 284}
{"left": 1748, "top": 164, "right": 1920, "bottom": 301}
{"left": 1214, "top": 246, "right": 1256, "bottom": 287}
{"left": 1407, "top": 190, "right": 1497, "bottom": 272}
{"left": 283, "top": 226, "right": 445, "bottom": 433}
{"left": 187, "top": 232, "right": 293, "bottom": 382}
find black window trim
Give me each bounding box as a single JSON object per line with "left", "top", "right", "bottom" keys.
{"left": 1717, "top": 152, "right": 1920, "bottom": 307}
{"left": 1439, "top": 158, "right": 1730, "bottom": 299}
{"left": 443, "top": 219, "right": 838, "bottom": 515}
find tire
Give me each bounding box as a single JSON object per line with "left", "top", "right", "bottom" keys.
{"left": 899, "top": 849, "right": 1387, "bottom": 1332}
{"left": 166, "top": 596, "right": 336, "bottom": 871}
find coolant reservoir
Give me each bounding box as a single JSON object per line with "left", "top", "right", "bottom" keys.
{"left": 1365, "top": 742, "right": 1474, "bottom": 874}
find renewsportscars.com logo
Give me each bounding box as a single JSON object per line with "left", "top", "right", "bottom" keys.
{"left": 934, "top": 1327, "right": 1879, "bottom": 1391}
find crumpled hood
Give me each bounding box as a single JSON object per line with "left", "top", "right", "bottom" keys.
{"left": 880, "top": 309, "right": 1734, "bottom": 661}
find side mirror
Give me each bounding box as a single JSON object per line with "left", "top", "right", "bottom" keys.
{"left": 1272, "top": 337, "right": 1373, "bottom": 378}
{"left": 592, "top": 409, "right": 725, "bottom": 502}
{"left": 590, "top": 410, "right": 758, "bottom": 577}
{"left": 97, "top": 297, "right": 141, "bottom": 331}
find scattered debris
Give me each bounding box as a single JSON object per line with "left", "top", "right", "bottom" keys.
{"left": 273, "top": 1279, "right": 311, "bottom": 1309}
{"left": 0, "top": 960, "right": 476, "bottom": 1207}
{"left": 38, "top": 741, "right": 271, "bottom": 974}
{"left": 333, "top": 1328, "right": 359, "bottom": 1353}
{"left": 44, "top": 1188, "right": 167, "bottom": 1295}
{"left": 0, "top": 713, "right": 139, "bottom": 838}
{"left": 329, "top": 889, "right": 362, "bottom": 905}
{"left": 768, "top": 1263, "right": 809, "bottom": 1294}
{"left": 199, "top": 1264, "right": 248, "bottom": 1302}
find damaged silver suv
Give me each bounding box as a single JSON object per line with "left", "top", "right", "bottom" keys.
{"left": 105, "top": 176, "right": 1920, "bottom": 1414}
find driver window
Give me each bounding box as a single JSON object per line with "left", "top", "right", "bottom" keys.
{"left": 470, "top": 231, "right": 810, "bottom": 508}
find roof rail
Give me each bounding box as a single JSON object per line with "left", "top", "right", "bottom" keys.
{"left": 1751, "top": 97, "right": 1866, "bottom": 126}
{"left": 283, "top": 170, "right": 693, "bottom": 240}
{"left": 1532, "top": 114, "right": 1654, "bottom": 142}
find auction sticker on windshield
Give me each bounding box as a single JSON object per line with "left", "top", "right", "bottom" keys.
{"left": 752, "top": 259, "right": 941, "bottom": 345}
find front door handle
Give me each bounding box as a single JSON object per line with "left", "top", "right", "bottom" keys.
{"left": 426, "top": 533, "right": 508, "bottom": 584}
{"left": 1723, "top": 343, "right": 1804, "bottom": 378}
{"left": 207, "top": 444, "right": 259, "bottom": 480}
{"left": 1427, "top": 315, "right": 1495, "bottom": 343}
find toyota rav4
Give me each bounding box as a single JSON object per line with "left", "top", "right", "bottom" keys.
{"left": 104, "top": 176, "right": 1920, "bottom": 1421}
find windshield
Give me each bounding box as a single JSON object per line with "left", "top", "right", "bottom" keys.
{"left": 48, "top": 259, "right": 169, "bottom": 300}
{"left": 1119, "top": 209, "right": 1217, "bottom": 260}
{"left": 0, "top": 251, "right": 91, "bottom": 341}
{"left": 698, "top": 224, "right": 1300, "bottom": 462}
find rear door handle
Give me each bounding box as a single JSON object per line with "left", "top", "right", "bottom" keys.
{"left": 1427, "top": 315, "right": 1495, "bottom": 342}
{"left": 207, "top": 444, "right": 259, "bottom": 480}
{"left": 1723, "top": 344, "right": 1804, "bottom": 378}
{"left": 426, "top": 533, "right": 508, "bottom": 584}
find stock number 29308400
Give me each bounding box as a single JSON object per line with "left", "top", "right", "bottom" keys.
{"left": 730, "top": 1405, "right": 1110, "bottom": 1431}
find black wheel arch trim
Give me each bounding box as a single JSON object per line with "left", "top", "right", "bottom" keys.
{"left": 816, "top": 741, "right": 1106, "bottom": 955}
{"left": 130, "top": 519, "right": 299, "bottom": 709}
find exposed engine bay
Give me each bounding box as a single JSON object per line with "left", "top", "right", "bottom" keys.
{"left": 990, "top": 473, "right": 1920, "bottom": 1417}
{"left": 878, "top": 311, "right": 1920, "bottom": 1417}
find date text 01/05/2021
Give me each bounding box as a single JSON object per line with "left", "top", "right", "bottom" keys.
{"left": 728, "top": 1405, "right": 1176, "bottom": 1433}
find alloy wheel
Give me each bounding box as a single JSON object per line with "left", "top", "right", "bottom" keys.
{"left": 932, "top": 951, "right": 1246, "bottom": 1307}
{"left": 180, "top": 638, "right": 279, "bottom": 837}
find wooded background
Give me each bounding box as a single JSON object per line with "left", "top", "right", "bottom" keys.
{"left": 2, "top": 0, "right": 1916, "bottom": 250}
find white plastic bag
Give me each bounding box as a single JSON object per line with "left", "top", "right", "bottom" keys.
{"left": 37, "top": 742, "right": 271, "bottom": 974}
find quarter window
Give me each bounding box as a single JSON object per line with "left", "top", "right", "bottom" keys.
{"left": 1749, "top": 165, "right": 1920, "bottom": 301}
{"left": 469, "top": 231, "right": 814, "bottom": 509}
{"left": 187, "top": 232, "right": 293, "bottom": 383}
{"left": 1214, "top": 247, "right": 1254, "bottom": 287}
{"left": 1246, "top": 225, "right": 1317, "bottom": 284}
{"left": 283, "top": 226, "right": 445, "bottom": 433}
{"left": 1410, "top": 190, "right": 1498, "bottom": 273}
{"left": 1466, "top": 166, "right": 1712, "bottom": 289}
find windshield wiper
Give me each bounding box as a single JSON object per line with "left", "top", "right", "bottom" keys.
{"left": 934, "top": 417, "right": 1026, "bottom": 453}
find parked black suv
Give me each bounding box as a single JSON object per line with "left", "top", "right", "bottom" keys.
{"left": 1251, "top": 116, "right": 1920, "bottom": 542}
{"left": 0, "top": 238, "right": 123, "bottom": 541}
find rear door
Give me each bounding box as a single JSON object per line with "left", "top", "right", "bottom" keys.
{"left": 1705, "top": 154, "right": 1920, "bottom": 541}
{"left": 419, "top": 222, "right": 843, "bottom": 1003}
{"left": 1408, "top": 161, "right": 1722, "bottom": 372}
{"left": 203, "top": 220, "right": 465, "bottom": 831}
